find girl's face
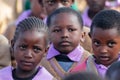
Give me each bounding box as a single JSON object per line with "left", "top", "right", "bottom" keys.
{"left": 42, "top": 0, "right": 74, "bottom": 15}
{"left": 12, "top": 30, "right": 47, "bottom": 71}
{"left": 49, "top": 13, "right": 84, "bottom": 54}
{"left": 90, "top": 27, "right": 120, "bottom": 67}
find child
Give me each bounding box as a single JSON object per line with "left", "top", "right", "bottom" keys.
{"left": 16, "top": 0, "right": 46, "bottom": 25}
{"left": 40, "top": 7, "right": 90, "bottom": 80}
{"left": 40, "top": 0, "right": 92, "bottom": 53}
{"left": 41, "top": 0, "right": 74, "bottom": 16}
{"left": 63, "top": 72, "right": 103, "bottom": 80}
{"left": 82, "top": 0, "right": 106, "bottom": 27}
{"left": 41, "top": 0, "right": 75, "bottom": 23}
{"left": 0, "top": 17, "right": 55, "bottom": 80}
{"left": 106, "top": 61, "right": 120, "bottom": 80}
{"left": 71, "top": 9, "right": 120, "bottom": 78}
{"left": 0, "top": 34, "right": 11, "bottom": 69}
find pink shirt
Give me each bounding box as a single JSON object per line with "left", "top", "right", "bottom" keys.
{"left": 0, "top": 66, "right": 54, "bottom": 80}
{"left": 47, "top": 44, "right": 84, "bottom": 62}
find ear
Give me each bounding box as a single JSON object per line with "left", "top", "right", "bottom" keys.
{"left": 11, "top": 40, "right": 15, "bottom": 49}
{"left": 10, "top": 40, "right": 15, "bottom": 59}
{"left": 88, "top": 32, "right": 91, "bottom": 38}
{"left": 80, "top": 31, "right": 86, "bottom": 42}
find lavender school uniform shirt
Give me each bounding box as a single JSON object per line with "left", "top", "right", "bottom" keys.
{"left": 47, "top": 44, "right": 84, "bottom": 62}
{"left": 0, "top": 66, "right": 54, "bottom": 80}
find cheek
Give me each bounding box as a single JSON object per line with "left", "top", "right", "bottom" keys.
{"left": 50, "top": 33, "right": 59, "bottom": 41}
{"left": 35, "top": 53, "right": 44, "bottom": 62}
{"left": 92, "top": 45, "right": 98, "bottom": 53}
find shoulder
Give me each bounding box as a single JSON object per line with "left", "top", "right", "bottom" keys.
{"left": 0, "top": 66, "right": 12, "bottom": 73}
{"left": 0, "top": 66, "right": 13, "bottom": 79}
{"left": 33, "top": 66, "right": 54, "bottom": 80}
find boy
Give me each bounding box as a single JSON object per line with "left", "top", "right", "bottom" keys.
{"left": 71, "top": 9, "right": 120, "bottom": 78}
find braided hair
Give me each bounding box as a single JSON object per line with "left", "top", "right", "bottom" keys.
{"left": 13, "top": 17, "right": 48, "bottom": 46}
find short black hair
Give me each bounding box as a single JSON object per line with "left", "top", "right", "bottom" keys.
{"left": 47, "top": 7, "right": 83, "bottom": 29}
{"left": 13, "top": 17, "right": 48, "bottom": 46}
{"left": 90, "top": 9, "right": 120, "bottom": 34}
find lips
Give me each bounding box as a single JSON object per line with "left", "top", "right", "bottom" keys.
{"left": 21, "top": 60, "right": 33, "bottom": 66}
{"left": 59, "top": 41, "right": 71, "bottom": 46}
{"left": 99, "top": 56, "right": 110, "bottom": 61}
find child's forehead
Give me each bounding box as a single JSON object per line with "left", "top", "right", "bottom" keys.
{"left": 51, "top": 13, "right": 81, "bottom": 25}
{"left": 17, "top": 31, "right": 47, "bottom": 42}
{"left": 92, "top": 27, "right": 114, "bottom": 31}
{"left": 91, "top": 27, "right": 120, "bottom": 37}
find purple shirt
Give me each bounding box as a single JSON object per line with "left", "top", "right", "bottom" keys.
{"left": 0, "top": 66, "right": 54, "bottom": 80}
{"left": 106, "top": 0, "right": 120, "bottom": 8}
{"left": 82, "top": 7, "right": 92, "bottom": 28}
{"left": 47, "top": 44, "right": 84, "bottom": 62}
{"left": 95, "top": 57, "right": 120, "bottom": 78}
{"left": 16, "top": 10, "right": 31, "bottom": 26}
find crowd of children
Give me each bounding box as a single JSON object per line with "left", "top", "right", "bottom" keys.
{"left": 0, "top": 0, "right": 120, "bottom": 80}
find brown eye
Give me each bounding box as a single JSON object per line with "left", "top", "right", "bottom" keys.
{"left": 94, "top": 41, "right": 100, "bottom": 47}
{"left": 62, "top": 0, "right": 69, "bottom": 4}
{"left": 19, "top": 45, "right": 27, "bottom": 50}
{"left": 33, "top": 46, "right": 41, "bottom": 53}
{"left": 47, "top": 0, "right": 55, "bottom": 5}
{"left": 107, "top": 42, "right": 116, "bottom": 48}
{"left": 68, "top": 28, "right": 76, "bottom": 32}
{"left": 53, "top": 29, "right": 61, "bottom": 33}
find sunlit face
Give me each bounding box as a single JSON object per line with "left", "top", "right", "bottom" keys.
{"left": 90, "top": 27, "right": 120, "bottom": 67}
{"left": 49, "top": 13, "right": 83, "bottom": 54}
{"left": 42, "top": 0, "right": 74, "bottom": 15}
{"left": 12, "top": 30, "right": 47, "bottom": 71}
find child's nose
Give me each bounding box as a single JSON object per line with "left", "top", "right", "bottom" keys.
{"left": 24, "top": 50, "right": 33, "bottom": 58}
{"left": 99, "top": 46, "right": 108, "bottom": 53}
{"left": 61, "top": 30, "right": 69, "bottom": 38}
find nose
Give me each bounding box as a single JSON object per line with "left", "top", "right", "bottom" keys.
{"left": 99, "top": 46, "right": 108, "bottom": 53}
{"left": 61, "top": 29, "right": 69, "bottom": 38}
{"left": 24, "top": 49, "right": 33, "bottom": 58}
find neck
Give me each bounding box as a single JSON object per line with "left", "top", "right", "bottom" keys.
{"left": 15, "top": 66, "right": 39, "bottom": 78}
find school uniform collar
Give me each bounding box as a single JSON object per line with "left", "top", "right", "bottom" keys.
{"left": 94, "top": 55, "right": 120, "bottom": 69}
{"left": 46, "top": 44, "right": 84, "bottom": 62}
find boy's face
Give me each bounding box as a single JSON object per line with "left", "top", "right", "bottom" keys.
{"left": 86, "top": 0, "right": 105, "bottom": 11}
{"left": 49, "top": 13, "right": 83, "bottom": 54}
{"left": 90, "top": 27, "right": 120, "bottom": 67}
{"left": 12, "top": 30, "right": 47, "bottom": 71}
{"left": 42, "top": 0, "right": 74, "bottom": 15}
